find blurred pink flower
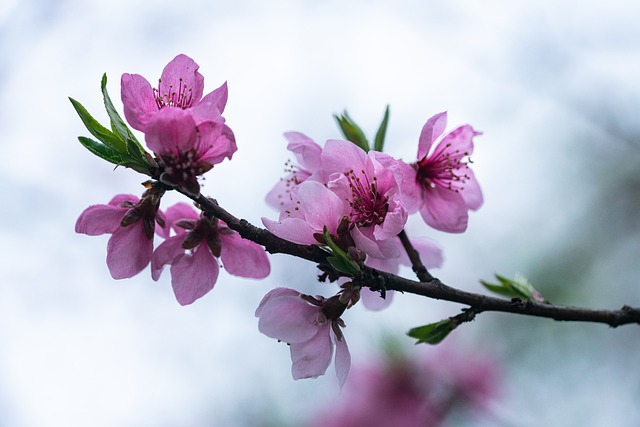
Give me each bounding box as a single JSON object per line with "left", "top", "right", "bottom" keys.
{"left": 75, "top": 193, "right": 165, "bottom": 279}
{"left": 256, "top": 287, "right": 351, "bottom": 387}
{"left": 311, "top": 343, "right": 499, "bottom": 427}
{"left": 404, "top": 112, "right": 483, "bottom": 233}
{"left": 152, "top": 203, "right": 270, "bottom": 305}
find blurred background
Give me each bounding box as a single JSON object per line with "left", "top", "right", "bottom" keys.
{"left": 1, "top": 0, "right": 639, "bottom": 425}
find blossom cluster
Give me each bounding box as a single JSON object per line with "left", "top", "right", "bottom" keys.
{"left": 75, "top": 55, "right": 270, "bottom": 305}
{"left": 256, "top": 111, "right": 482, "bottom": 382}
{"left": 73, "top": 54, "right": 483, "bottom": 387}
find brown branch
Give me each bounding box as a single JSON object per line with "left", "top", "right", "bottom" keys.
{"left": 180, "top": 189, "right": 640, "bottom": 328}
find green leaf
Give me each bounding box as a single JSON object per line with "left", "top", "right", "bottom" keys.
{"left": 481, "top": 273, "right": 545, "bottom": 302}
{"left": 323, "top": 226, "right": 361, "bottom": 276}
{"left": 373, "top": 105, "right": 390, "bottom": 152}
{"left": 101, "top": 74, "right": 146, "bottom": 155}
{"left": 334, "top": 111, "right": 370, "bottom": 152}
{"left": 69, "top": 97, "right": 125, "bottom": 151}
{"left": 77, "top": 136, "right": 126, "bottom": 165}
{"left": 407, "top": 319, "right": 457, "bottom": 345}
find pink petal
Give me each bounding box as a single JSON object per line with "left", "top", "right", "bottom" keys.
{"left": 255, "top": 287, "right": 300, "bottom": 317}
{"left": 75, "top": 204, "right": 126, "bottom": 236}
{"left": 430, "top": 124, "right": 478, "bottom": 161}
{"left": 108, "top": 194, "right": 139, "bottom": 207}
{"left": 164, "top": 202, "right": 199, "bottom": 232}
{"left": 372, "top": 154, "right": 421, "bottom": 214}
{"left": 106, "top": 222, "right": 153, "bottom": 279}
{"left": 373, "top": 202, "right": 407, "bottom": 241}
{"left": 198, "top": 123, "right": 237, "bottom": 165}
{"left": 120, "top": 73, "right": 157, "bottom": 131}
{"left": 265, "top": 172, "right": 309, "bottom": 211}
{"left": 400, "top": 238, "right": 444, "bottom": 270}
{"left": 257, "top": 295, "right": 320, "bottom": 343}
{"left": 144, "top": 108, "right": 198, "bottom": 155}
{"left": 160, "top": 54, "right": 204, "bottom": 105}
{"left": 351, "top": 226, "right": 400, "bottom": 259}
{"left": 296, "top": 181, "right": 345, "bottom": 234}
{"left": 459, "top": 168, "right": 484, "bottom": 211}
{"left": 333, "top": 331, "right": 351, "bottom": 388}
{"left": 418, "top": 111, "right": 447, "bottom": 159}
{"left": 359, "top": 287, "right": 394, "bottom": 311}
{"left": 321, "top": 139, "right": 367, "bottom": 176}
{"left": 261, "top": 217, "right": 319, "bottom": 245}
{"left": 200, "top": 81, "right": 229, "bottom": 114}
{"left": 150, "top": 235, "right": 185, "bottom": 281}
{"left": 219, "top": 232, "right": 270, "bottom": 279}
{"left": 420, "top": 186, "right": 469, "bottom": 233}
{"left": 290, "top": 325, "right": 333, "bottom": 380}
{"left": 285, "top": 132, "right": 323, "bottom": 172}
{"left": 170, "top": 244, "right": 219, "bottom": 305}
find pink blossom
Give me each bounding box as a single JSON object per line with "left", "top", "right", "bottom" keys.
{"left": 75, "top": 193, "right": 165, "bottom": 279}
{"left": 262, "top": 180, "right": 347, "bottom": 245}
{"left": 152, "top": 203, "right": 270, "bottom": 305}
{"left": 266, "top": 132, "right": 324, "bottom": 212}
{"left": 405, "top": 112, "right": 483, "bottom": 233}
{"left": 361, "top": 237, "right": 443, "bottom": 310}
{"left": 121, "top": 54, "right": 237, "bottom": 196}
{"left": 322, "top": 140, "right": 408, "bottom": 258}
{"left": 121, "top": 54, "right": 228, "bottom": 132}
{"left": 263, "top": 139, "right": 409, "bottom": 259}
{"left": 256, "top": 287, "right": 351, "bottom": 387}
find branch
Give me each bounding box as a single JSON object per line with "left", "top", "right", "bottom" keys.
{"left": 182, "top": 189, "right": 640, "bottom": 328}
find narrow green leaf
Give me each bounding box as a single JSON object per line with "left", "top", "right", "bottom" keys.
{"left": 69, "top": 97, "right": 125, "bottom": 151}
{"left": 323, "top": 226, "right": 361, "bottom": 276}
{"left": 407, "top": 319, "right": 456, "bottom": 345}
{"left": 101, "top": 74, "right": 146, "bottom": 154}
{"left": 77, "top": 136, "right": 126, "bottom": 165}
{"left": 373, "top": 105, "right": 390, "bottom": 152}
{"left": 334, "top": 111, "right": 370, "bottom": 152}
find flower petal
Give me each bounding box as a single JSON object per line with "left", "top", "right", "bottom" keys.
{"left": 285, "top": 132, "right": 323, "bottom": 172}
{"left": 459, "top": 168, "right": 483, "bottom": 211}
{"left": 144, "top": 108, "right": 198, "bottom": 155}
{"left": 257, "top": 295, "right": 319, "bottom": 343}
{"left": 261, "top": 217, "right": 319, "bottom": 245}
{"left": 164, "top": 202, "right": 199, "bottom": 232}
{"left": 321, "top": 139, "right": 367, "bottom": 176}
{"left": 418, "top": 111, "right": 447, "bottom": 159}
{"left": 296, "top": 181, "right": 345, "bottom": 234}
{"left": 420, "top": 186, "right": 469, "bottom": 233}
{"left": 159, "top": 54, "right": 204, "bottom": 106}
{"left": 150, "top": 235, "right": 185, "bottom": 281}
{"left": 75, "top": 204, "right": 126, "bottom": 236}
{"left": 200, "top": 81, "right": 229, "bottom": 114}
{"left": 333, "top": 331, "right": 351, "bottom": 388}
{"left": 351, "top": 226, "right": 400, "bottom": 259}
{"left": 170, "top": 244, "right": 219, "bottom": 305}
{"left": 359, "top": 287, "right": 394, "bottom": 311}
{"left": 120, "top": 73, "right": 157, "bottom": 131}
{"left": 255, "top": 287, "right": 300, "bottom": 316}
{"left": 290, "top": 325, "right": 333, "bottom": 380}
{"left": 106, "top": 223, "right": 153, "bottom": 279}
{"left": 220, "top": 232, "right": 270, "bottom": 279}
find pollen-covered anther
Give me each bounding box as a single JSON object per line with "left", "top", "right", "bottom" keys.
{"left": 153, "top": 77, "right": 194, "bottom": 110}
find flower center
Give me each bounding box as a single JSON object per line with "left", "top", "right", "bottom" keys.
{"left": 158, "top": 148, "right": 213, "bottom": 196}
{"left": 154, "top": 77, "right": 194, "bottom": 110}
{"left": 415, "top": 144, "right": 472, "bottom": 193}
{"left": 345, "top": 169, "right": 389, "bottom": 228}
